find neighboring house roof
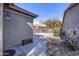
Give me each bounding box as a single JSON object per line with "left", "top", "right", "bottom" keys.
{"left": 61, "top": 3, "right": 79, "bottom": 30}
{"left": 3, "top": 3, "right": 38, "bottom": 18}
{"left": 33, "top": 24, "right": 47, "bottom": 28}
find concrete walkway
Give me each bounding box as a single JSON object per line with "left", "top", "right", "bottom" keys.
{"left": 27, "top": 36, "right": 46, "bottom": 56}
{"left": 8, "top": 34, "right": 46, "bottom": 56}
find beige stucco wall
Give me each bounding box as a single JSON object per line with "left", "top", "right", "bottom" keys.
{"left": 62, "top": 4, "right": 79, "bottom": 32}
{"left": 3, "top": 9, "right": 34, "bottom": 50}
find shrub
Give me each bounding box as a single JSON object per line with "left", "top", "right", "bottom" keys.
{"left": 53, "top": 29, "right": 60, "bottom": 37}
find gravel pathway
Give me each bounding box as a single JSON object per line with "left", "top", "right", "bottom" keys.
{"left": 46, "top": 37, "right": 79, "bottom": 56}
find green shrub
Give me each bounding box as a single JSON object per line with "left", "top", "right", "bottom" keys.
{"left": 53, "top": 29, "right": 60, "bottom": 37}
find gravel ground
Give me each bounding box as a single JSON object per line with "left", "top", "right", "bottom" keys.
{"left": 46, "top": 37, "right": 79, "bottom": 56}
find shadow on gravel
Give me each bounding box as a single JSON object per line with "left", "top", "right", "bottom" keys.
{"left": 46, "top": 37, "right": 79, "bottom": 56}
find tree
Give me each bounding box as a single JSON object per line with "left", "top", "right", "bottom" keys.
{"left": 42, "top": 19, "right": 53, "bottom": 28}
{"left": 42, "top": 18, "right": 62, "bottom": 29}
{"left": 42, "top": 18, "right": 62, "bottom": 37}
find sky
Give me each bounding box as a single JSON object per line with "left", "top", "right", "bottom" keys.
{"left": 15, "top": 3, "right": 70, "bottom": 24}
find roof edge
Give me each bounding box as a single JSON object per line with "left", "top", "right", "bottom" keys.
{"left": 4, "top": 3, "right": 38, "bottom": 18}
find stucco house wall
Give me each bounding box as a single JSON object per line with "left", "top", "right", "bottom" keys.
{"left": 0, "top": 3, "right": 3, "bottom": 56}
{"left": 62, "top": 4, "right": 79, "bottom": 32}
{"left": 3, "top": 4, "right": 38, "bottom": 50}
{"left": 60, "top": 4, "right": 79, "bottom": 49}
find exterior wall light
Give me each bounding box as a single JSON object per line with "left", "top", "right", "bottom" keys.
{"left": 4, "top": 12, "right": 11, "bottom": 21}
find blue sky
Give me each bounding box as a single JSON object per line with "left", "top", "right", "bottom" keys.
{"left": 15, "top": 3, "right": 70, "bottom": 23}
